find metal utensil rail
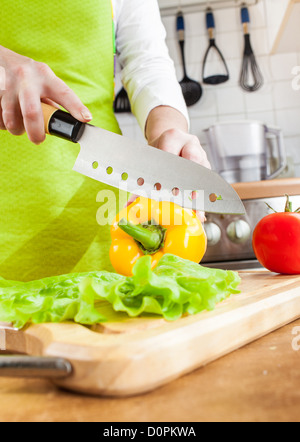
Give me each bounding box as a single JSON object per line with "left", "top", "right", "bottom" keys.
{"left": 159, "top": 0, "right": 259, "bottom": 17}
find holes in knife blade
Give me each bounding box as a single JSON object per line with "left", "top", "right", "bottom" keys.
{"left": 121, "top": 172, "right": 128, "bottom": 181}
{"left": 137, "top": 177, "right": 144, "bottom": 186}
{"left": 92, "top": 161, "right": 99, "bottom": 170}
{"left": 172, "top": 187, "right": 180, "bottom": 196}
{"left": 154, "top": 183, "right": 162, "bottom": 191}
{"left": 209, "top": 193, "right": 222, "bottom": 202}
{"left": 209, "top": 193, "right": 217, "bottom": 203}
{"left": 106, "top": 166, "right": 113, "bottom": 175}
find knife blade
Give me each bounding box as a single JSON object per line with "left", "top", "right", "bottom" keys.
{"left": 42, "top": 104, "right": 245, "bottom": 215}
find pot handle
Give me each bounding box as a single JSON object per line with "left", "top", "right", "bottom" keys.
{"left": 0, "top": 355, "right": 72, "bottom": 379}
{"left": 265, "top": 126, "right": 287, "bottom": 180}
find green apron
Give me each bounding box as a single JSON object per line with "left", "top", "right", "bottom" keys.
{"left": 0, "top": 0, "right": 127, "bottom": 282}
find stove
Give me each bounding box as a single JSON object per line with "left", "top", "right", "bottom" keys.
{"left": 201, "top": 179, "right": 300, "bottom": 271}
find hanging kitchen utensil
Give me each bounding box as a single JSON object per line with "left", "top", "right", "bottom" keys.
{"left": 202, "top": 9, "right": 230, "bottom": 85}
{"left": 114, "top": 86, "right": 131, "bottom": 113}
{"left": 40, "top": 103, "right": 245, "bottom": 215}
{"left": 177, "top": 11, "right": 202, "bottom": 106}
{"left": 240, "top": 5, "right": 263, "bottom": 92}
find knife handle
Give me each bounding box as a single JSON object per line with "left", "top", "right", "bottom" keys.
{"left": 42, "top": 103, "right": 85, "bottom": 143}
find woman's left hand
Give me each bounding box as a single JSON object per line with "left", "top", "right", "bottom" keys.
{"left": 149, "top": 128, "right": 211, "bottom": 171}
{"left": 127, "top": 129, "right": 210, "bottom": 222}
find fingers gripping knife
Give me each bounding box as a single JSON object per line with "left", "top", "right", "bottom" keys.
{"left": 42, "top": 103, "right": 245, "bottom": 215}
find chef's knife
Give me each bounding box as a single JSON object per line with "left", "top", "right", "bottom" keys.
{"left": 42, "top": 103, "right": 245, "bottom": 215}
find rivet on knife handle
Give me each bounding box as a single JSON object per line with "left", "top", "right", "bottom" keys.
{"left": 41, "top": 103, "right": 85, "bottom": 143}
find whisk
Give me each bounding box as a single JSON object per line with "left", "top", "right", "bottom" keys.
{"left": 240, "top": 6, "right": 263, "bottom": 92}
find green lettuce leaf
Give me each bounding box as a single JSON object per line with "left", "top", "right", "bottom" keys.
{"left": 83, "top": 254, "right": 241, "bottom": 321}
{"left": 0, "top": 272, "right": 123, "bottom": 329}
{"left": 0, "top": 255, "right": 241, "bottom": 328}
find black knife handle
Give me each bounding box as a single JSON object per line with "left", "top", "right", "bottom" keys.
{"left": 42, "top": 103, "right": 85, "bottom": 143}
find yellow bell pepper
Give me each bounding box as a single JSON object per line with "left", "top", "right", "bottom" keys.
{"left": 109, "top": 196, "right": 207, "bottom": 276}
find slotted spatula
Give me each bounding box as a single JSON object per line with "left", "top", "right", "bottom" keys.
{"left": 41, "top": 103, "right": 245, "bottom": 215}
{"left": 114, "top": 86, "right": 131, "bottom": 113}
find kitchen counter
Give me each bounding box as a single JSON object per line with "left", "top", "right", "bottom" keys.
{"left": 0, "top": 319, "right": 299, "bottom": 422}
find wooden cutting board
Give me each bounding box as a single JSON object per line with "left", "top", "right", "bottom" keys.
{"left": 1, "top": 270, "right": 300, "bottom": 397}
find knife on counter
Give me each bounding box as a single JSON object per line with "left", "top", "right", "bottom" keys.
{"left": 42, "top": 103, "right": 245, "bottom": 215}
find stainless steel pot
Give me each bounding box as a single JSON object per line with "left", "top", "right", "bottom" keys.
{"left": 204, "top": 120, "right": 287, "bottom": 183}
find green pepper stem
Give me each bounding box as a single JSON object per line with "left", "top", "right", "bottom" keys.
{"left": 118, "top": 218, "right": 165, "bottom": 254}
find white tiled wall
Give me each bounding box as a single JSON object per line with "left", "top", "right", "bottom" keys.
{"left": 115, "top": 0, "right": 300, "bottom": 175}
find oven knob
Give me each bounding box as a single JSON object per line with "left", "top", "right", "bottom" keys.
{"left": 204, "top": 222, "right": 221, "bottom": 246}
{"left": 227, "top": 220, "right": 251, "bottom": 244}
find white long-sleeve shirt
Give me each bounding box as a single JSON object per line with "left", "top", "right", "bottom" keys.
{"left": 111, "top": 0, "right": 189, "bottom": 132}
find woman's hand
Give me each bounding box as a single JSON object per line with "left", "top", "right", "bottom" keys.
{"left": 0, "top": 45, "right": 92, "bottom": 144}
{"left": 126, "top": 106, "right": 211, "bottom": 222}
{"left": 148, "top": 128, "right": 211, "bottom": 170}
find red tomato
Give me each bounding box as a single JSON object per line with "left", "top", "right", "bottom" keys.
{"left": 253, "top": 211, "right": 300, "bottom": 275}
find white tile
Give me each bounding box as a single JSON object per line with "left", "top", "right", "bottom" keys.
{"left": 188, "top": 87, "right": 218, "bottom": 118}
{"left": 292, "top": 65, "right": 300, "bottom": 92}
{"left": 216, "top": 86, "right": 246, "bottom": 115}
{"left": 166, "top": 34, "right": 208, "bottom": 67}
{"left": 283, "top": 136, "right": 300, "bottom": 161}
{"left": 226, "top": 58, "right": 242, "bottom": 85}
{"left": 212, "top": 8, "right": 241, "bottom": 34}
{"left": 190, "top": 115, "right": 218, "bottom": 136}
{"left": 247, "top": 28, "right": 270, "bottom": 56}
{"left": 270, "top": 53, "right": 298, "bottom": 81}
{"left": 255, "top": 55, "right": 273, "bottom": 83}
{"left": 217, "top": 31, "right": 244, "bottom": 61}
{"left": 217, "top": 113, "right": 248, "bottom": 123}
{"left": 184, "top": 12, "right": 206, "bottom": 37}
{"left": 185, "top": 34, "right": 208, "bottom": 64}
{"left": 246, "top": 110, "right": 276, "bottom": 126}
{"left": 190, "top": 116, "right": 219, "bottom": 162}
{"left": 273, "top": 80, "right": 300, "bottom": 110}
{"left": 294, "top": 164, "right": 300, "bottom": 177}
{"left": 244, "top": 83, "right": 274, "bottom": 113}
{"left": 275, "top": 108, "right": 300, "bottom": 137}
{"left": 248, "top": 1, "right": 267, "bottom": 29}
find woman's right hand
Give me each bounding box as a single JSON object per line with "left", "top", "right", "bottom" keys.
{"left": 0, "top": 45, "right": 92, "bottom": 144}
